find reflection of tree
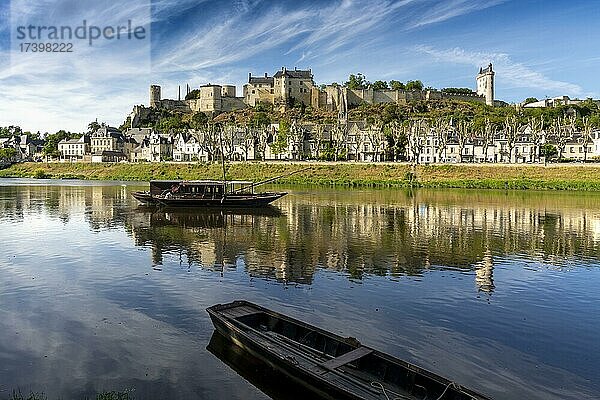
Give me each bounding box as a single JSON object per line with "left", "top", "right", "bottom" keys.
{"left": 3, "top": 184, "right": 600, "bottom": 288}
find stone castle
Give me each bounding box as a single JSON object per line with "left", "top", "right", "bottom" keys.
{"left": 131, "top": 64, "right": 496, "bottom": 125}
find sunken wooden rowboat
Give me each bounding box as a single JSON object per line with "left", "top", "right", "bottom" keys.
{"left": 207, "top": 301, "right": 492, "bottom": 400}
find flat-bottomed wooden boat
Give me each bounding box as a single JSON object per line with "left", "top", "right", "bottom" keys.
{"left": 207, "top": 300, "right": 492, "bottom": 400}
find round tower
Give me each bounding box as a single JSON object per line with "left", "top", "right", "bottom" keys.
{"left": 476, "top": 63, "right": 494, "bottom": 106}
{"left": 150, "top": 85, "right": 161, "bottom": 108}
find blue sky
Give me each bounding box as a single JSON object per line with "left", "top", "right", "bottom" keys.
{"left": 0, "top": 0, "right": 598, "bottom": 133}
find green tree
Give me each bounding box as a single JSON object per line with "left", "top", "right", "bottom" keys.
{"left": 43, "top": 130, "right": 79, "bottom": 158}
{"left": 372, "top": 80, "right": 389, "bottom": 90}
{"left": 0, "top": 148, "right": 17, "bottom": 162}
{"left": 190, "top": 112, "right": 209, "bottom": 129}
{"left": 389, "top": 80, "right": 405, "bottom": 91}
{"left": 0, "top": 126, "right": 23, "bottom": 138}
{"left": 541, "top": 143, "right": 558, "bottom": 165}
{"left": 442, "top": 88, "right": 473, "bottom": 94}
{"left": 345, "top": 73, "right": 369, "bottom": 90}
{"left": 251, "top": 112, "right": 270, "bottom": 128}
{"left": 523, "top": 97, "right": 538, "bottom": 105}
{"left": 185, "top": 89, "right": 201, "bottom": 100}
{"left": 271, "top": 121, "right": 289, "bottom": 156}
{"left": 156, "top": 114, "right": 189, "bottom": 132}
{"left": 87, "top": 121, "right": 101, "bottom": 133}
{"left": 405, "top": 80, "right": 424, "bottom": 91}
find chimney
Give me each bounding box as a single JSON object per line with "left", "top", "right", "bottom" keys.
{"left": 178, "top": 85, "right": 181, "bottom": 101}
{"left": 294, "top": 66, "right": 297, "bottom": 71}
{"left": 264, "top": 72, "right": 268, "bottom": 78}
{"left": 248, "top": 72, "right": 252, "bottom": 81}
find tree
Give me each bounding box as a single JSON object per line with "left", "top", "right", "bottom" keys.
{"left": 372, "top": 80, "right": 389, "bottom": 90}
{"left": 431, "top": 118, "right": 451, "bottom": 163}
{"left": 270, "top": 121, "right": 289, "bottom": 157}
{"left": 190, "top": 112, "right": 208, "bottom": 129}
{"left": 456, "top": 120, "right": 472, "bottom": 163}
{"left": 581, "top": 116, "right": 594, "bottom": 162}
{"left": 0, "top": 126, "right": 23, "bottom": 138}
{"left": 405, "top": 80, "right": 424, "bottom": 91}
{"left": 43, "top": 130, "right": 79, "bottom": 158}
{"left": 527, "top": 116, "right": 544, "bottom": 163}
{"left": 239, "top": 125, "right": 255, "bottom": 161}
{"left": 345, "top": 73, "right": 369, "bottom": 90}
{"left": 442, "top": 88, "right": 473, "bottom": 94}
{"left": 550, "top": 115, "right": 574, "bottom": 161}
{"left": 330, "top": 122, "right": 348, "bottom": 161}
{"left": 479, "top": 118, "right": 496, "bottom": 163}
{"left": 185, "top": 89, "right": 201, "bottom": 100}
{"left": 389, "top": 80, "right": 405, "bottom": 91}
{"left": 156, "top": 114, "right": 188, "bottom": 132}
{"left": 87, "top": 121, "right": 101, "bottom": 134}
{"left": 408, "top": 119, "right": 428, "bottom": 164}
{"left": 366, "top": 120, "right": 385, "bottom": 161}
{"left": 288, "top": 120, "right": 305, "bottom": 161}
{"left": 541, "top": 143, "right": 557, "bottom": 164}
{"left": 524, "top": 97, "right": 539, "bottom": 105}
{"left": 386, "top": 120, "right": 406, "bottom": 162}
{"left": 0, "top": 148, "right": 17, "bottom": 162}
{"left": 312, "top": 124, "right": 326, "bottom": 159}
{"left": 503, "top": 115, "right": 520, "bottom": 163}
{"left": 251, "top": 112, "right": 270, "bottom": 128}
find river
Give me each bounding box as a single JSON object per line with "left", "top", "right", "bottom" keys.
{"left": 0, "top": 179, "right": 598, "bottom": 399}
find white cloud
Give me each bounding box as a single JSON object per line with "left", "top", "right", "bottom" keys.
{"left": 415, "top": 45, "right": 586, "bottom": 97}
{"left": 0, "top": 0, "right": 512, "bottom": 132}
{"left": 409, "top": 0, "right": 508, "bottom": 29}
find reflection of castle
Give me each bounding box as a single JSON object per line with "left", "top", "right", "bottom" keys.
{"left": 475, "top": 250, "right": 495, "bottom": 293}
{"left": 3, "top": 184, "right": 599, "bottom": 288}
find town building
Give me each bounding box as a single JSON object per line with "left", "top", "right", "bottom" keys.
{"left": 58, "top": 135, "right": 90, "bottom": 162}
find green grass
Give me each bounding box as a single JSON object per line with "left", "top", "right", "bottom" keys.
{"left": 1, "top": 162, "right": 600, "bottom": 191}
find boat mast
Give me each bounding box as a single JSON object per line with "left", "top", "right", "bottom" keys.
{"left": 218, "top": 124, "right": 227, "bottom": 195}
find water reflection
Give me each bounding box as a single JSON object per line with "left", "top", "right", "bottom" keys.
{"left": 1, "top": 180, "right": 600, "bottom": 399}
{"left": 206, "top": 332, "right": 311, "bottom": 400}
{"left": 2, "top": 181, "right": 600, "bottom": 290}
{"left": 126, "top": 189, "right": 600, "bottom": 291}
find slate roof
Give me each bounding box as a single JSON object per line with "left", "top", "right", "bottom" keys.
{"left": 273, "top": 69, "right": 312, "bottom": 79}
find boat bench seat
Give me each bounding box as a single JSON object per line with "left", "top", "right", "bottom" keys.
{"left": 321, "top": 346, "right": 373, "bottom": 370}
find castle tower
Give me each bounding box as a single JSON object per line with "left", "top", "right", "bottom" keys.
{"left": 150, "top": 85, "right": 161, "bottom": 108}
{"left": 476, "top": 63, "right": 494, "bottom": 106}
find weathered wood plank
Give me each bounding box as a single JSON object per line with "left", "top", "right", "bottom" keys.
{"left": 321, "top": 346, "right": 372, "bottom": 370}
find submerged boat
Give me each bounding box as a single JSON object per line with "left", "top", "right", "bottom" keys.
{"left": 207, "top": 301, "right": 492, "bottom": 400}
{"left": 132, "top": 179, "right": 287, "bottom": 207}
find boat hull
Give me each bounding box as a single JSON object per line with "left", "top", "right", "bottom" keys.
{"left": 207, "top": 301, "right": 491, "bottom": 400}
{"left": 132, "top": 191, "right": 286, "bottom": 207}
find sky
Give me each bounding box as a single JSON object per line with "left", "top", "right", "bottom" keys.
{"left": 0, "top": 0, "right": 598, "bottom": 133}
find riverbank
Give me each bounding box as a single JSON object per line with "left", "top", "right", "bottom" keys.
{"left": 2, "top": 162, "right": 600, "bottom": 190}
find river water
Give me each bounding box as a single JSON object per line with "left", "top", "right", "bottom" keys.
{"left": 0, "top": 179, "right": 598, "bottom": 399}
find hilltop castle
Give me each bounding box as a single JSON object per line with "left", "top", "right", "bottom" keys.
{"left": 132, "top": 64, "right": 497, "bottom": 126}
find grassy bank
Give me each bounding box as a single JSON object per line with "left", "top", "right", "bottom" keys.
{"left": 1, "top": 162, "right": 600, "bottom": 191}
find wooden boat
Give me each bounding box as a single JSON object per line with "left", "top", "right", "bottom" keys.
{"left": 207, "top": 301, "right": 492, "bottom": 400}
{"left": 132, "top": 179, "right": 286, "bottom": 207}
{"left": 207, "top": 331, "right": 314, "bottom": 400}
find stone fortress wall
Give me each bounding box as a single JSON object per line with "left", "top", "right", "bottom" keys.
{"left": 137, "top": 64, "right": 496, "bottom": 125}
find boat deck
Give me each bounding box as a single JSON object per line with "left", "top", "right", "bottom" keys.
{"left": 208, "top": 301, "right": 490, "bottom": 400}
